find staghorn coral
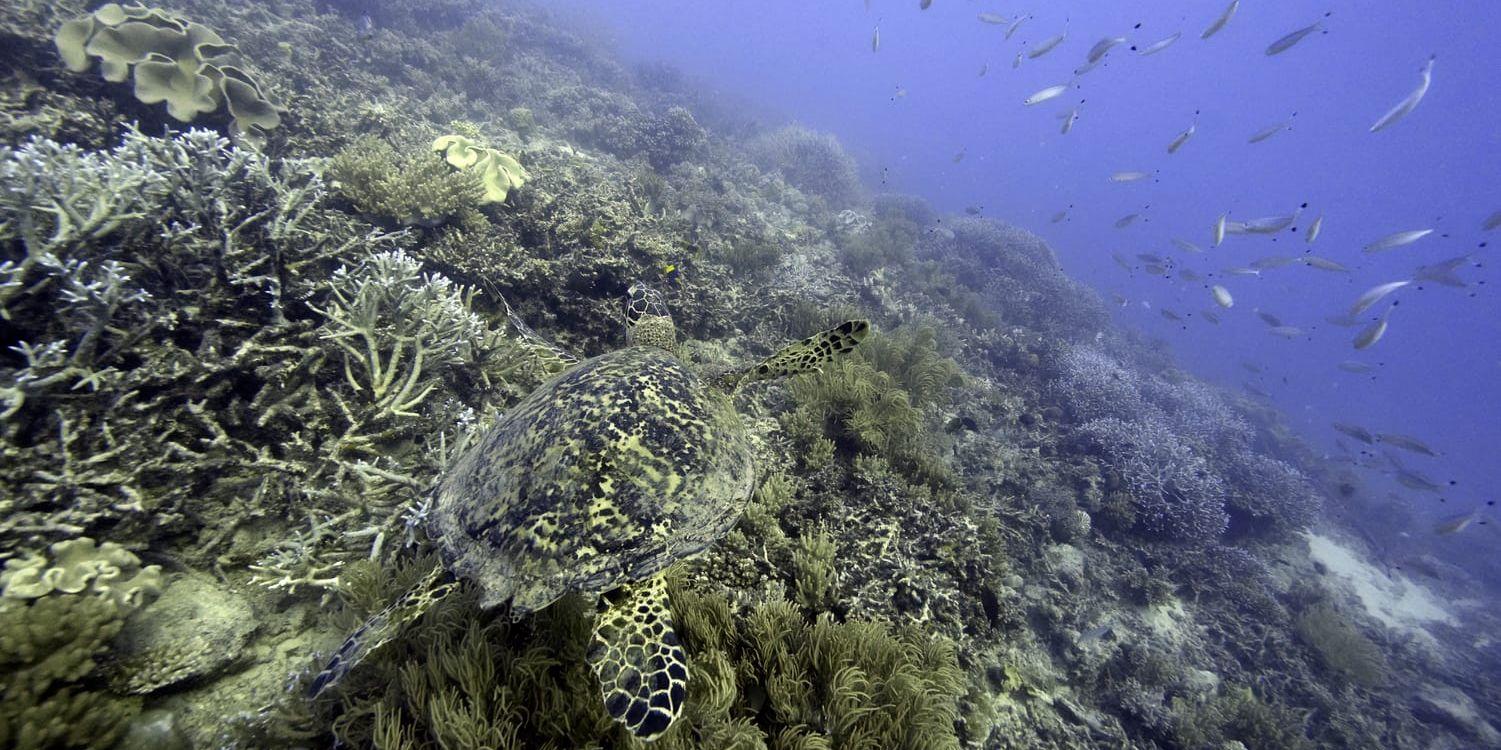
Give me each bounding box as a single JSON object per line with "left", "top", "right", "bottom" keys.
{"left": 1076, "top": 416, "right": 1229, "bottom": 544}
{"left": 54, "top": 3, "right": 281, "bottom": 141}
{"left": 1221, "top": 452, "right": 1322, "bottom": 537}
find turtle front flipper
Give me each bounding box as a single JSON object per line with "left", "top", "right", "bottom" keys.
{"left": 308, "top": 564, "right": 458, "bottom": 698}
{"left": 587, "top": 574, "right": 688, "bottom": 741}
{"left": 729, "top": 319, "right": 871, "bottom": 389}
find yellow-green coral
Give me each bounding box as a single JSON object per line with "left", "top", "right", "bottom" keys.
{"left": 432, "top": 134, "right": 528, "bottom": 204}
{"left": 326, "top": 136, "right": 485, "bottom": 226}
{"left": 0, "top": 538, "right": 162, "bottom": 610}
{"left": 0, "top": 596, "right": 142, "bottom": 750}
{"left": 54, "top": 4, "right": 280, "bottom": 141}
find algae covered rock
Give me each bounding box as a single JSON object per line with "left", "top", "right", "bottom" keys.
{"left": 109, "top": 574, "right": 255, "bottom": 694}
{"left": 54, "top": 3, "right": 281, "bottom": 141}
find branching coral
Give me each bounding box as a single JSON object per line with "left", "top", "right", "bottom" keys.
{"left": 325, "top": 136, "right": 484, "bottom": 227}
{"left": 1076, "top": 416, "right": 1229, "bottom": 543}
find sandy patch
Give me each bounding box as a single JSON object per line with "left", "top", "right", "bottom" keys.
{"left": 1304, "top": 532, "right": 1454, "bottom": 633}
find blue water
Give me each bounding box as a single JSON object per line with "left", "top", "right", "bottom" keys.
{"left": 554, "top": 0, "right": 1501, "bottom": 541}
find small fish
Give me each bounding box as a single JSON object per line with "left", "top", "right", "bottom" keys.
{"left": 1394, "top": 468, "right": 1442, "bottom": 493}
{"left": 1111, "top": 171, "right": 1150, "bottom": 183}
{"left": 1137, "top": 32, "right": 1181, "bottom": 56}
{"left": 1243, "top": 382, "right": 1269, "bottom": 398}
{"left": 1115, "top": 213, "right": 1140, "bottom": 228}
{"left": 1160, "top": 308, "right": 1184, "bottom": 322}
{"left": 1483, "top": 210, "right": 1501, "bottom": 231}
{"left": 1073, "top": 57, "right": 1103, "bottom": 76}
{"left": 1051, "top": 207, "right": 1071, "bottom": 223}
{"left": 1324, "top": 313, "right": 1360, "bottom": 328}
{"left": 1201, "top": 0, "right": 1240, "bottom": 40}
{"left": 1269, "top": 325, "right": 1305, "bottom": 338}
{"left": 1211, "top": 285, "right": 1234, "bottom": 308}
{"left": 1240, "top": 361, "right": 1263, "bottom": 374}
{"left": 953, "top": 147, "right": 966, "bottom": 163}
{"left": 358, "top": 12, "right": 374, "bottom": 38}
{"left": 1376, "top": 432, "right": 1437, "bottom": 457}
{"left": 1257, "top": 311, "right": 1284, "bottom": 327}
{"left": 1112, "top": 252, "right": 1132, "bottom": 271}
{"left": 1305, "top": 214, "right": 1324, "bottom": 244}
{"left": 1172, "top": 238, "right": 1202, "bottom": 254}
{"left": 1332, "top": 422, "right": 1376, "bottom": 444}
{"left": 1363, "top": 228, "right": 1433, "bottom": 253}
{"left": 1005, "top": 15, "right": 1028, "bottom": 40}
{"left": 1014, "top": 52, "right": 1024, "bottom": 69}
{"left": 1179, "top": 269, "right": 1203, "bottom": 282}
{"left": 1136, "top": 253, "right": 1165, "bottom": 264}
{"left": 1248, "top": 116, "right": 1294, "bottom": 143}
{"left": 1224, "top": 266, "right": 1261, "bottom": 277}
{"left": 1251, "top": 255, "right": 1298, "bottom": 269}
{"left": 1029, "top": 32, "right": 1067, "bottom": 59}
{"left": 1025, "top": 84, "right": 1070, "bottom": 105}
{"left": 1301, "top": 256, "right": 1349, "bottom": 273}
{"left": 1222, "top": 219, "right": 1251, "bottom": 235}
{"left": 1353, "top": 306, "right": 1393, "bottom": 350}
{"left": 872, "top": 24, "right": 880, "bottom": 52}
{"left": 1111, "top": 293, "right": 1128, "bottom": 306}
{"left": 1434, "top": 511, "right": 1481, "bottom": 536}
{"left": 1413, "top": 255, "right": 1471, "bottom": 287}
{"left": 1143, "top": 263, "right": 1168, "bottom": 275}
{"left": 1201, "top": 309, "right": 1222, "bottom": 324}
{"left": 1058, "top": 106, "right": 1081, "bottom": 135}
{"left": 920, "top": 0, "right": 933, "bottom": 9}
{"left": 1167, "top": 117, "right": 1198, "bottom": 154}
{"left": 1087, "top": 36, "right": 1127, "bottom": 64}
{"left": 1350, "top": 280, "right": 1410, "bottom": 316}
{"left": 1337, "top": 360, "right": 1373, "bottom": 373}
{"left": 1371, "top": 55, "right": 1435, "bottom": 133}
{"left": 977, "top": 12, "right": 1008, "bottom": 25}
{"left": 1265, "top": 15, "right": 1328, "bottom": 56}
{"left": 1246, "top": 213, "right": 1301, "bottom": 234}
{"left": 978, "top": 62, "right": 989, "bottom": 77}
{"left": 1212, "top": 213, "right": 1228, "bottom": 247}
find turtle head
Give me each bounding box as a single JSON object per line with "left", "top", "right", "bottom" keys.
{"left": 625, "top": 284, "right": 677, "bottom": 352}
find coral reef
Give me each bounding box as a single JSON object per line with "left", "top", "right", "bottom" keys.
{"left": 747, "top": 124, "right": 864, "bottom": 209}
{"left": 0, "top": 538, "right": 161, "bottom": 608}
{"left": 326, "top": 135, "right": 485, "bottom": 226}
{"left": 431, "top": 133, "right": 528, "bottom": 204}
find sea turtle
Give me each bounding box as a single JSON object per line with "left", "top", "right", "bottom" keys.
{"left": 310, "top": 283, "right": 868, "bottom": 741}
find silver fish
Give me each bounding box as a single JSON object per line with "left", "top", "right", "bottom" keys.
{"left": 1434, "top": 511, "right": 1480, "bottom": 536}
{"left": 978, "top": 12, "right": 1009, "bottom": 25}
{"left": 1058, "top": 106, "right": 1080, "bottom": 134}
{"left": 1224, "top": 266, "right": 1261, "bottom": 277}
{"left": 1265, "top": 18, "right": 1326, "bottom": 56}
{"left": 1484, "top": 210, "right": 1501, "bottom": 231}
{"left": 1269, "top": 325, "right": 1305, "bottom": 339}
{"left": 978, "top": 62, "right": 989, "bottom": 77}
{"left": 1201, "top": 309, "right": 1222, "bottom": 324}
{"left": 1305, "top": 213, "right": 1324, "bottom": 243}
{"left": 872, "top": 24, "right": 880, "bottom": 52}
{"left": 1114, "top": 212, "right": 1140, "bottom": 228}
{"left": 1073, "top": 57, "right": 1103, "bottom": 76}
{"left": 1025, "top": 83, "right": 1069, "bottom": 105}
{"left": 1353, "top": 307, "right": 1392, "bottom": 350}
{"left": 1363, "top": 228, "right": 1433, "bottom": 253}
{"left": 1395, "top": 468, "right": 1441, "bottom": 493}
{"left": 1350, "top": 280, "right": 1410, "bottom": 316}
{"left": 1180, "top": 269, "right": 1204, "bottom": 282}
{"left": 1212, "top": 213, "right": 1228, "bottom": 247}
{"left": 1138, "top": 31, "right": 1181, "bottom": 56}
{"left": 1172, "top": 238, "right": 1202, "bottom": 253}
{"left": 1301, "top": 256, "right": 1350, "bottom": 272}
{"left": 1029, "top": 32, "right": 1067, "bottom": 59}
{"left": 1111, "top": 171, "right": 1150, "bottom": 183}
{"left": 1088, "top": 36, "right": 1127, "bottom": 63}
{"left": 1112, "top": 252, "right": 1132, "bottom": 271}
{"left": 1202, "top": 0, "right": 1240, "bottom": 40}
{"left": 1240, "top": 214, "right": 1298, "bottom": 234}
{"left": 1257, "top": 310, "right": 1284, "bottom": 327}
{"left": 1248, "top": 117, "right": 1294, "bottom": 143}
{"left": 1160, "top": 308, "right": 1183, "bottom": 322}
{"left": 1005, "top": 15, "right": 1028, "bottom": 40}
{"left": 1332, "top": 421, "right": 1375, "bottom": 444}
{"left": 1167, "top": 118, "right": 1197, "bottom": 154}
{"left": 1337, "top": 360, "right": 1373, "bottom": 373}
{"left": 1251, "top": 255, "right": 1298, "bottom": 269}
{"left": 1371, "top": 55, "right": 1435, "bottom": 133}
{"left": 1325, "top": 313, "right": 1361, "bottom": 328}
{"left": 1051, "top": 207, "right": 1070, "bottom": 223}
{"left": 1014, "top": 51, "right": 1024, "bottom": 69}
{"left": 1211, "top": 285, "right": 1234, "bottom": 308}
{"left": 1376, "top": 432, "right": 1437, "bottom": 457}
{"left": 1136, "top": 253, "right": 1164, "bottom": 264}
{"left": 1413, "top": 255, "right": 1471, "bottom": 287}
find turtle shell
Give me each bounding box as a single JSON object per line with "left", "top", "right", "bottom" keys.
{"left": 430, "top": 345, "right": 756, "bottom": 613}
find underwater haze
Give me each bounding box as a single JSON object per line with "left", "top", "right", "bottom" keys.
{"left": 2, "top": 0, "right": 1500, "bottom": 748}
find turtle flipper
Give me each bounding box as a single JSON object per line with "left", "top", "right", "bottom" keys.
{"left": 729, "top": 319, "right": 871, "bottom": 389}
{"left": 587, "top": 574, "right": 688, "bottom": 741}
{"left": 308, "top": 564, "right": 457, "bottom": 698}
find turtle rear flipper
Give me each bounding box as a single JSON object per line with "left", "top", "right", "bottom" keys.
{"left": 308, "top": 565, "right": 457, "bottom": 698}
{"left": 587, "top": 574, "right": 688, "bottom": 741}
{"left": 730, "top": 319, "right": 871, "bottom": 389}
